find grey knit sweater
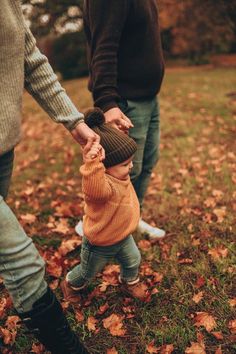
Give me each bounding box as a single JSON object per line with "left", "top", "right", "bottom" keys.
{"left": 0, "top": 0, "right": 83, "bottom": 157}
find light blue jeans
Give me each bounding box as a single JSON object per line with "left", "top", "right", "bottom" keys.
{"left": 67, "top": 235, "right": 141, "bottom": 287}
{"left": 0, "top": 150, "right": 47, "bottom": 313}
{"left": 119, "top": 97, "right": 160, "bottom": 209}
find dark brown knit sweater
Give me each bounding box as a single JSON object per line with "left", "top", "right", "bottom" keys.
{"left": 83, "top": 0, "right": 165, "bottom": 112}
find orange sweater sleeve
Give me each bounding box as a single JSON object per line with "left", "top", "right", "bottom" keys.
{"left": 80, "top": 156, "right": 113, "bottom": 201}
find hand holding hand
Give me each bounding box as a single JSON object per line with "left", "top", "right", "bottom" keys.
{"left": 70, "top": 121, "right": 99, "bottom": 146}
{"left": 104, "top": 107, "right": 133, "bottom": 133}
{"left": 83, "top": 140, "right": 104, "bottom": 162}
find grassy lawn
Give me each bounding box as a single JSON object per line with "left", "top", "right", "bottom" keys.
{"left": 0, "top": 67, "right": 235, "bottom": 354}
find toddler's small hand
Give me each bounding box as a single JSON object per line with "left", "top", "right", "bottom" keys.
{"left": 83, "top": 140, "right": 103, "bottom": 161}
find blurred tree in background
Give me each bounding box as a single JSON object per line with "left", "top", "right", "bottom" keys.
{"left": 22, "top": 0, "right": 236, "bottom": 79}
{"left": 22, "top": 0, "right": 87, "bottom": 78}
{"left": 159, "top": 0, "right": 236, "bottom": 64}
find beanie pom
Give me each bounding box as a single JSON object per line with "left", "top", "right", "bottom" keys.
{"left": 84, "top": 107, "right": 105, "bottom": 128}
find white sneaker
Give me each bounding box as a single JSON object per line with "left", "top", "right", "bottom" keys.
{"left": 138, "top": 219, "right": 166, "bottom": 240}
{"left": 75, "top": 220, "right": 84, "bottom": 237}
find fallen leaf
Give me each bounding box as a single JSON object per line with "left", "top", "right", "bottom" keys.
{"left": 215, "top": 346, "right": 222, "bottom": 354}
{"left": 75, "top": 310, "right": 84, "bottom": 322}
{"left": 102, "top": 314, "right": 126, "bottom": 336}
{"left": 213, "top": 208, "right": 226, "bottom": 223}
{"left": 58, "top": 237, "right": 82, "bottom": 256}
{"left": 160, "top": 344, "right": 174, "bottom": 354}
{"left": 97, "top": 302, "right": 109, "bottom": 315}
{"left": 107, "top": 348, "right": 118, "bottom": 354}
{"left": 192, "top": 291, "right": 204, "bottom": 304}
{"left": 185, "top": 342, "right": 206, "bottom": 354}
{"left": 31, "top": 342, "right": 45, "bottom": 353}
{"left": 152, "top": 272, "right": 163, "bottom": 283}
{"left": 228, "top": 319, "right": 236, "bottom": 334}
{"left": 194, "top": 312, "right": 216, "bottom": 332}
{"left": 138, "top": 239, "right": 152, "bottom": 251}
{"left": 195, "top": 276, "right": 205, "bottom": 288}
{"left": 87, "top": 316, "right": 98, "bottom": 331}
{"left": 208, "top": 246, "right": 228, "bottom": 260}
{"left": 212, "top": 331, "right": 223, "bottom": 340}
{"left": 146, "top": 340, "right": 159, "bottom": 353}
{"left": 20, "top": 213, "right": 36, "bottom": 224}
{"left": 229, "top": 298, "right": 236, "bottom": 307}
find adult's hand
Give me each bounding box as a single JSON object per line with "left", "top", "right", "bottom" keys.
{"left": 104, "top": 107, "right": 133, "bottom": 133}
{"left": 70, "top": 122, "right": 105, "bottom": 160}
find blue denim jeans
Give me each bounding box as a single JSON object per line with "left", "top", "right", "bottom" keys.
{"left": 0, "top": 150, "right": 47, "bottom": 313}
{"left": 67, "top": 235, "right": 141, "bottom": 287}
{"left": 119, "top": 97, "right": 160, "bottom": 209}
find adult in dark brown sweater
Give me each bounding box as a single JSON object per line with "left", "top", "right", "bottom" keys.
{"left": 76, "top": 0, "right": 166, "bottom": 240}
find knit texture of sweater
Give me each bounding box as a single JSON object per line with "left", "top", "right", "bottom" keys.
{"left": 83, "top": 0, "right": 165, "bottom": 112}
{"left": 0, "top": 0, "right": 83, "bottom": 157}
{"left": 80, "top": 157, "right": 140, "bottom": 246}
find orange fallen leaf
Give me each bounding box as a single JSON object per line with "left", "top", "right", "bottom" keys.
{"left": 228, "top": 319, "right": 236, "bottom": 334}
{"left": 194, "top": 312, "right": 216, "bottom": 332}
{"left": 20, "top": 213, "right": 36, "bottom": 224}
{"left": 87, "top": 316, "right": 98, "bottom": 331}
{"left": 192, "top": 291, "right": 204, "bottom": 304}
{"left": 75, "top": 310, "right": 84, "bottom": 322}
{"left": 138, "top": 239, "right": 152, "bottom": 251}
{"left": 229, "top": 298, "right": 236, "bottom": 307}
{"left": 31, "top": 342, "right": 45, "bottom": 353}
{"left": 107, "top": 348, "right": 118, "bottom": 354}
{"left": 58, "top": 237, "right": 82, "bottom": 256}
{"left": 213, "top": 208, "right": 226, "bottom": 223}
{"left": 152, "top": 272, "right": 163, "bottom": 283}
{"left": 52, "top": 219, "right": 70, "bottom": 234}
{"left": 102, "top": 314, "right": 126, "bottom": 336}
{"left": 160, "top": 344, "right": 174, "bottom": 354}
{"left": 97, "top": 302, "right": 109, "bottom": 315}
{"left": 212, "top": 331, "right": 223, "bottom": 340}
{"left": 215, "top": 346, "right": 222, "bottom": 354}
{"left": 208, "top": 246, "right": 228, "bottom": 260}
{"left": 146, "top": 340, "right": 159, "bottom": 353}
{"left": 185, "top": 342, "right": 206, "bottom": 354}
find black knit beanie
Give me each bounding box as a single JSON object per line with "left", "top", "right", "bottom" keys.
{"left": 84, "top": 108, "right": 137, "bottom": 168}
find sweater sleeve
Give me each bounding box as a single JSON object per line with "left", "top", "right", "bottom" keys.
{"left": 80, "top": 157, "right": 113, "bottom": 201}
{"left": 85, "top": 0, "right": 130, "bottom": 112}
{"left": 23, "top": 21, "right": 84, "bottom": 131}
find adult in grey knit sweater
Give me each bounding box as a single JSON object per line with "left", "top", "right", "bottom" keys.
{"left": 0, "top": 2, "right": 94, "bottom": 353}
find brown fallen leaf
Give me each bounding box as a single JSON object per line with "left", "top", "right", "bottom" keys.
{"left": 194, "top": 312, "right": 216, "bottom": 332}
{"left": 102, "top": 314, "right": 126, "bottom": 336}
{"left": 192, "top": 291, "right": 204, "bottom": 304}
{"left": 185, "top": 342, "right": 206, "bottom": 354}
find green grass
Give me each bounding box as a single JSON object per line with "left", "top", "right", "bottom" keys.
{"left": 0, "top": 67, "right": 235, "bottom": 353}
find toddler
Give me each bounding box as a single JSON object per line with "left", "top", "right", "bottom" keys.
{"left": 62, "top": 108, "right": 141, "bottom": 298}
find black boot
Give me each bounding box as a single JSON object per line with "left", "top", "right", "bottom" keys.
{"left": 18, "top": 287, "right": 89, "bottom": 354}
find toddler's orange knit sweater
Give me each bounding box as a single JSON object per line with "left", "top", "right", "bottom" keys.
{"left": 80, "top": 156, "right": 140, "bottom": 246}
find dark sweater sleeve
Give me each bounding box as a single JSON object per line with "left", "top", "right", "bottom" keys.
{"left": 85, "top": 0, "right": 130, "bottom": 112}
